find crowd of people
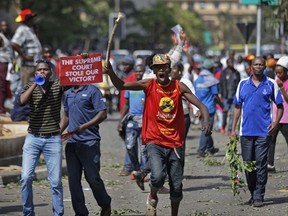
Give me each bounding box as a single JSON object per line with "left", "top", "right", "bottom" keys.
{"left": 0, "top": 7, "right": 288, "bottom": 216}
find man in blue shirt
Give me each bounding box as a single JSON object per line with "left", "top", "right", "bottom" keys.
{"left": 194, "top": 59, "right": 222, "bottom": 157}
{"left": 231, "top": 56, "right": 283, "bottom": 208}
{"left": 60, "top": 84, "right": 112, "bottom": 216}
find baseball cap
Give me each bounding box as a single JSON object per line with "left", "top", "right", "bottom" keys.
{"left": 276, "top": 56, "right": 288, "bottom": 69}
{"left": 150, "top": 54, "right": 171, "bottom": 67}
{"left": 15, "top": 9, "right": 37, "bottom": 23}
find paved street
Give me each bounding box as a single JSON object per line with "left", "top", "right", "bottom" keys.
{"left": 0, "top": 113, "right": 288, "bottom": 216}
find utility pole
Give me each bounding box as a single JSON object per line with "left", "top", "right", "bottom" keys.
{"left": 256, "top": 4, "right": 262, "bottom": 56}
{"left": 114, "top": 0, "right": 120, "bottom": 50}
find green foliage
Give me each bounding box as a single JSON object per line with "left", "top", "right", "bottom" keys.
{"left": 128, "top": 1, "right": 204, "bottom": 50}
{"left": 203, "top": 158, "right": 224, "bottom": 166}
{"left": 226, "top": 137, "right": 256, "bottom": 196}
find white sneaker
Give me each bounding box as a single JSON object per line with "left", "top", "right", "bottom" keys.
{"left": 267, "top": 164, "right": 276, "bottom": 172}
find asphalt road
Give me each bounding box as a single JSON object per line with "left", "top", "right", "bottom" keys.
{"left": 1, "top": 113, "right": 288, "bottom": 216}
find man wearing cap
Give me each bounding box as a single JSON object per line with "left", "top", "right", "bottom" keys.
{"left": 104, "top": 53, "right": 211, "bottom": 216}
{"left": 11, "top": 9, "right": 42, "bottom": 86}
{"left": 231, "top": 56, "right": 283, "bottom": 207}
{"left": 268, "top": 56, "right": 288, "bottom": 172}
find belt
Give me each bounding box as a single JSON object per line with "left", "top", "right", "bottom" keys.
{"left": 30, "top": 131, "right": 60, "bottom": 137}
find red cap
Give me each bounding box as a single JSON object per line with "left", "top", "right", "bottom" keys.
{"left": 15, "top": 9, "right": 37, "bottom": 23}
{"left": 246, "top": 54, "right": 255, "bottom": 61}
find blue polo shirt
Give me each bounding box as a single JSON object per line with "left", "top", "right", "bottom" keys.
{"left": 233, "top": 75, "right": 283, "bottom": 136}
{"left": 194, "top": 76, "right": 219, "bottom": 114}
{"left": 63, "top": 85, "right": 106, "bottom": 142}
{"left": 124, "top": 90, "right": 145, "bottom": 116}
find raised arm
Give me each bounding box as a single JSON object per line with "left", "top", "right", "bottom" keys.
{"left": 20, "top": 83, "right": 37, "bottom": 105}
{"left": 103, "top": 62, "right": 148, "bottom": 91}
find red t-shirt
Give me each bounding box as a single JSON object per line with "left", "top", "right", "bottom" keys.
{"left": 119, "top": 72, "right": 137, "bottom": 113}
{"left": 142, "top": 79, "right": 185, "bottom": 148}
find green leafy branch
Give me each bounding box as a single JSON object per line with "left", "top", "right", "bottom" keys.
{"left": 226, "top": 137, "right": 256, "bottom": 196}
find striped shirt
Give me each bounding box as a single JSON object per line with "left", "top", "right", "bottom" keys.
{"left": 11, "top": 24, "right": 42, "bottom": 66}
{"left": 22, "top": 80, "right": 64, "bottom": 134}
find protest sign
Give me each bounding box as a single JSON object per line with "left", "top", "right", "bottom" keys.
{"left": 59, "top": 53, "right": 103, "bottom": 85}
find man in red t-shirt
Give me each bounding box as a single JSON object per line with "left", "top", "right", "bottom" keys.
{"left": 104, "top": 54, "right": 211, "bottom": 216}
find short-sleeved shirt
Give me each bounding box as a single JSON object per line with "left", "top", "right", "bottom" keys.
{"left": 273, "top": 79, "right": 288, "bottom": 123}
{"left": 63, "top": 85, "right": 106, "bottom": 142}
{"left": 142, "top": 79, "right": 185, "bottom": 148}
{"left": 11, "top": 24, "right": 42, "bottom": 66}
{"left": 124, "top": 90, "right": 145, "bottom": 116}
{"left": 234, "top": 75, "right": 283, "bottom": 136}
{"left": 194, "top": 76, "right": 218, "bottom": 114}
{"left": 22, "top": 80, "right": 64, "bottom": 134}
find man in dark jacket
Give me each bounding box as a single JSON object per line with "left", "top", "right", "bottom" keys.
{"left": 219, "top": 57, "right": 240, "bottom": 135}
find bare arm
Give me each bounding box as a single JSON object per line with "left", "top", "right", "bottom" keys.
{"left": 73, "top": 110, "right": 107, "bottom": 134}
{"left": 60, "top": 112, "right": 69, "bottom": 134}
{"left": 180, "top": 82, "right": 211, "bottom": 135}
{"left": 268, "top": 103, "right": 284, "bottom": 135}
{"left": 11, "top": 42, "right": 33, "bottom": 61}
{"left": 231, "top": 105, "right": 241, "bottom": 137}
{"left": 20, "top": 83, "right": 37, "bottom": 105}
{"left": 103, "top": 62, "right": 148, "bottom": 91}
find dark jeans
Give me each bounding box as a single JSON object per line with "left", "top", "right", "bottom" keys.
{"left": 222, "top": 98, "right": 234, "bottom": 132}
{"left": 240, "top": 136, "right": 270, "bottom": 201}
{"left": 65, "top": 141, "right": 111, "bottom": 215}
{"left": 146, "top": 143, "right": 183, "bottom": 202}
{"left": 198, "top": 113, "right": 215, "bottom": 153}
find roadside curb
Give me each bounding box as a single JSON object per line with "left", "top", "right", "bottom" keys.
{"left": 0, "top": 160, "right": 67, "bottom": 186}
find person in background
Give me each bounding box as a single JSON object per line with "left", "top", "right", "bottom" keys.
{"left": 104, "top": 53, "right": 211, "bottom": 216}
{"left": 194, "top": 58, "right": 222, "bottom": 157}
{"left": 264, "top": 57, "right": 276, "bottom": 79}
{"left": 0, "top": 20, "right": 13, "bottom": 116}
{"left": 231, "top": 56, "right": 283, "bottom": 207}
{"left": 60, "top": 83, "right": 112, "bottom": 216}
{"left": 118, "top": 64, "right": 147, "bottom": 178}
{"left": 11, "top": 9, "right": 42, "bottom": 86}
{"left": 267, "top": 56, "right": 288, "bottom": 172}
{"left": 235, "top": 55, "right": 248, "bottom": 80}
{"left": 42, "top": 44, "right": 59, "bottom": 80}
{"left": 19, "top": 59, "right": 64, "bottom": 216}
{"left": 219, "top": 58, "right": 240, "bottom": 136}
{"left": 170, "top": 61, "right": 199, "bottom": 167}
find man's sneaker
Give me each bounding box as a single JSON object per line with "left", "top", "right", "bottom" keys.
{"left": 100, "top": 206, "right": 111, "bottom": 216}
{"left": 118, "top": 169, "right": 131, "bottom": 176}
{"left": 267, "top": 164, "right": 276, "bottom": 172}
{"left": 146, "top": 194, "right": 158, "bottom": 216}
{"left": 158, "top": 186, "right": 170, "bottom": 194}
{"left": 207, "top": 148, "right": 219, "bottom": 156}
{"left": 133, "top": 171, "right": 146, "bottom": 191}
{"left": 253, "top": 200, "right": 264, "bottom": 207}
{"left": 197, "top": 151, "right": 207, "bottom": 158}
